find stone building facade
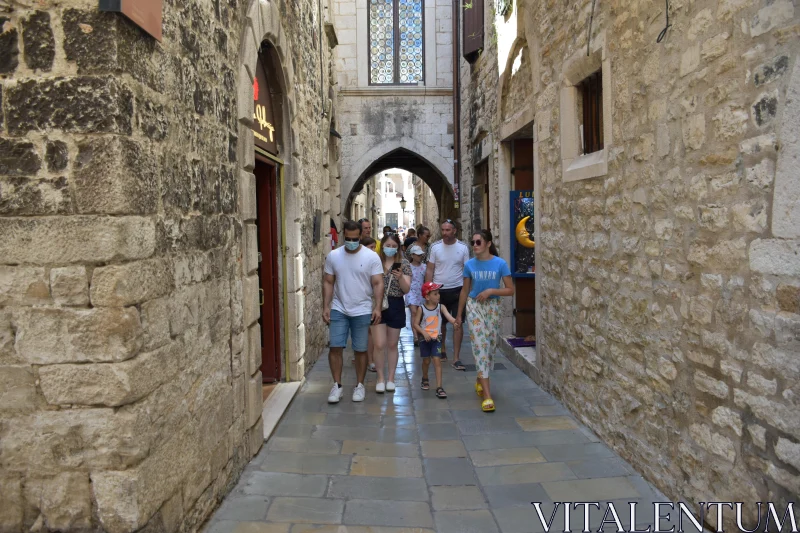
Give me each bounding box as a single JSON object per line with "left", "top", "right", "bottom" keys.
{"left": 457, "top": 0, "right": 800, "bottom": 523}
{"left": 332, "top": 0, "right": 458, "bottom": 222}
{"left": 0, "top": 0, "right": 338, "bottom": 531}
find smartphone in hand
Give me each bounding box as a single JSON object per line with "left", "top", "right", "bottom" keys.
{"left": 392, "top": 262, "right": 402, "bottom": 271}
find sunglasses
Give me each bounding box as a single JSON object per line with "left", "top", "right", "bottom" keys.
{"left": 344, "top": 237, "right": 360, "bottom": 242}
{"left": 443, "top": 219, "right": 456, "bottom": 226}
{"left": 471, "top": 239, "right": 483, "bottom": 246}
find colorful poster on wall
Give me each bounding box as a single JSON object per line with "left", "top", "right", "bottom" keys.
{"left": 510, "top": 190, "right": 535, "bottom": 277}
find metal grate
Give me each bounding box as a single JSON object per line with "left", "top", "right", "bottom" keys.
{"left": 463, "top": 363, "right": 506, "bottom": 372}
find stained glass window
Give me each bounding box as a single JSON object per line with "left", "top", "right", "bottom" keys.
{"left": 369, "top": 0, "right": 424, "bottom": 84}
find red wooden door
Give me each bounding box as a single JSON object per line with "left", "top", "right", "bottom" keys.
{"left": 254, "top": 158, "right": 282, "bottom": 382}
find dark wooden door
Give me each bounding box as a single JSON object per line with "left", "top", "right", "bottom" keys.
{"left": 254, "top": 158, "right": 282, "bottom": 382}
{"left": 513, "top": 139, "right": 536, "bottom": 337}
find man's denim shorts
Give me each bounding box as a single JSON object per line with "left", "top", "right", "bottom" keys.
{"left": 329, "top": 309, "right": 372, "bottom": 352}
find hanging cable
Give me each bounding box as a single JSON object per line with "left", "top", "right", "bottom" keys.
{"left": 657, "top": 0, "right": 671, "bottom": 43}
{"left": 587, "top": 0, "right": 597, "bottom": 56}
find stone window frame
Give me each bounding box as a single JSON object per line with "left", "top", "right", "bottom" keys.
{"left": 559, "top": 33, "right": 613, "bottom": 182}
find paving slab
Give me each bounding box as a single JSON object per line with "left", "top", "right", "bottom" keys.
{"left": 417, "top": 422, "right": 461, "bottom": 440}
{"left": 430, "top": 486, "right": 488, "bottom": 511}
{"left": 424, "top": 457, "right": 478, "bottom": 486}
{"left": 434, "top": 510, "right": 500, "bottom": 533}
{"left": 214, "top": 496, "right": 271, "bottom": 521}
{"left": 483, "top": 483, "right": 552, "bottom": 508}
{"left": 420, "top": 439, "right": 467, "bottom": 458}
{"left": 343, "top": 500, "right": 434, "bottom": 528}
{"left": 349, "top": 456, "right": 423, "bottom": 477}
{"left": 266, "top": 498, "right": 344, "bottom": 524}
{"left": 239, "top": 472, "right": 328, "bottom": 498}
{"left": 327, "top": 475, "right": 428, "bottom": 501}
{"left": 268, "top": 437, "right": 342, "bottom": 455}
{"left": 340, "top": 440, "right": 419, "bottom": 457}
{"left": 208, "top": 311, "right": 666, "bottom": 532}
{"left": 259, "top": 452, "right": 352, "bottom": 475}
{"left": 469, "top": 447, "right": 547, "bottom": 467}
{"left": 207, "top": 522, "right": 290, "bottom": 533}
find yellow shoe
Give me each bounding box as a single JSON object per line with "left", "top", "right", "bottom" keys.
{"left": 475, "top": 381, "right": 483, "bottom": 397}
{"left": 481, "top": 399, "right": 495, "bottom": 412}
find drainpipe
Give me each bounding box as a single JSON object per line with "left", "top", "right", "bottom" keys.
{"left": 452, "top": 0, "right": 461, "bottom": 220}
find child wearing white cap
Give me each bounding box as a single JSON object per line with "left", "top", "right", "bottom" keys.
{"left": 405, "top": 245, "right": 427, "bottom": 344}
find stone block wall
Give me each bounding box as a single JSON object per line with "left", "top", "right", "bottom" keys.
{"left": 0, "top": 0, "right": 335, "bottom": 531}
{"left": 459, "top": 0, "right": 800, "bottom": 523}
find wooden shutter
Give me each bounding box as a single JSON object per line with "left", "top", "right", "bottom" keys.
{"left": 463, "top": 0, "right": 483, "bottom": 61}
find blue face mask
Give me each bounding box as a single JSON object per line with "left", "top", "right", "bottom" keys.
{"left": 384, "top": 247, "right": 398, "bottom": 257}
{"left": 345, "top": 241, "right": 360, "bottom": 251}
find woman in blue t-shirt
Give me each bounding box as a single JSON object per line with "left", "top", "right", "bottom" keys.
{"left": 455, "top": 229, "right": 513, "bottom": 412}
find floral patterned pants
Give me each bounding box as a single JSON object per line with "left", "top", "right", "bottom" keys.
{"left": 467, "top": 297, "right": 501, "bottom": 379}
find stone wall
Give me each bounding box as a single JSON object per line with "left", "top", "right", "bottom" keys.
{"left": 0, "top": 0, "right": 335, "bottom": 531}
{"left": 332, "top": 0, "right": 456, "bottom": 217}
{"left": 459, "top": 0, "right": 800, "bottom": 523}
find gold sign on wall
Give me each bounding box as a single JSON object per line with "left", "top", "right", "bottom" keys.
{"left": 253, "top": 55, "right": 279, "bottom": 155}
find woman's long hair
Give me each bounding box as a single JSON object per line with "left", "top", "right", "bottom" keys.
{"left": 380, "top": 233, "right": 403, "bottom": 263}
{"left": 474, "top": 229, "right": 499, "bottom": 256}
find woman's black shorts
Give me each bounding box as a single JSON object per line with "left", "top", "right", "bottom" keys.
{"left": 380, "top": 296, "right": 406, "bottom": 329}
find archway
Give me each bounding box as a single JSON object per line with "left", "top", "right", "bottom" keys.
{"left": 342, "top": 146, "right": 457, "bottom": 227}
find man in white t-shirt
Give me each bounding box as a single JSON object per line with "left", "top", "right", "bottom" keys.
{"left": 425, "top": 219, "right": 470, "bottom": 369}
{"left": 323, "top": 220, "right": 384, "bottom": 403}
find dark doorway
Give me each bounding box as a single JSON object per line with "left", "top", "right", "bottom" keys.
{"left": 513, "top": 139, "right": 535, "bottom": 337}
{"left": 254, "top": 156, "right": 282, "bottom": 382}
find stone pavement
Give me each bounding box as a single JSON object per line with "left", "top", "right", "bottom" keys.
{"left": 205, "top": 313, "right": 673, "bottom": 533}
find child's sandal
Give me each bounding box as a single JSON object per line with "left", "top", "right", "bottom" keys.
{"left": 421, "top": 378, "right": 430, "bottom": 390}
{"left": 435, "top": 387, "right": 447, "bottom": 399}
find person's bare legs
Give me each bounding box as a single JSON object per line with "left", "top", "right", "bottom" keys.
{"left": 386, "top": 327, "right": 401, "bottom": 383}
{"left": 354, "top": 350, "right": 368, "bottom": 385}
{"left": 421, "top": 357, "right": 431, "bottom": 383}
{"left": 479, "top": 376, "right": 492, "bottom": 401}
{"left": 367, "top": 329, "right": 375, "bottom": 367}
{"left": 453, "top": 324, "right": 464, "bottom": 362}
{"left": 433, "top": 356, "right": 443, "bottom": 388}
{"left": 329, "top": 347, "right": 344, "bottom": 384}
{"left": 371, "top": 323, "right": 388, "bottom": 383}
{"left": 408, "top": 305, "right": 419, "bottom": 341}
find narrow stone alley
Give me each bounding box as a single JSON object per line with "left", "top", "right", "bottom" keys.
{"left": 204, "top": 314, "right": 671, "bottom": 533}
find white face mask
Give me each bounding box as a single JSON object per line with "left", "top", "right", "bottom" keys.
{"left": 384, "top": 247, "right": 398, "bottom": 257}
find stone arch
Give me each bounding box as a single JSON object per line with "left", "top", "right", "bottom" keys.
{"left": 499, "top": 37, "right": 533, "bottom": 123}
{"left": 341, "top": 137, "right": 455, "bottom": 219}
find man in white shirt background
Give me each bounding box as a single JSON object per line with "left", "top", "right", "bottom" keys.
{"left": 425, "top": 219, "right": 470, "bottom": 370}
{"left": 323, "top": 220, "right": 384, "bottom": 402}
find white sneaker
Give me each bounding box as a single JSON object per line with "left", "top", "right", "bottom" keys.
{"left": 376, "top": 382, "right": 386, "bottom": 393}
{"left": 328, "top": 383, "right": 344, "bottom": 403}
{"left": 352, "top": 383, "right": 366, "bottom": 402}
{"left": 386, "top": 381, "right": 396, "bottom": 392}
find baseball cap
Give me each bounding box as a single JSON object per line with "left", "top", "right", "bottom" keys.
{"left": 421, "top": 282, "right": 443, "bottom": 298}
{"left": 409, "top": 245, "right": 425, "bottom": 256}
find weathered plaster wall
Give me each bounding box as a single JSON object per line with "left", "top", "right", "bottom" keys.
{"left": 0, "top": 0, "right": 336, "bottom": 531}
{"left": 460, "top": 0, "right": 800, "bottom": 522}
